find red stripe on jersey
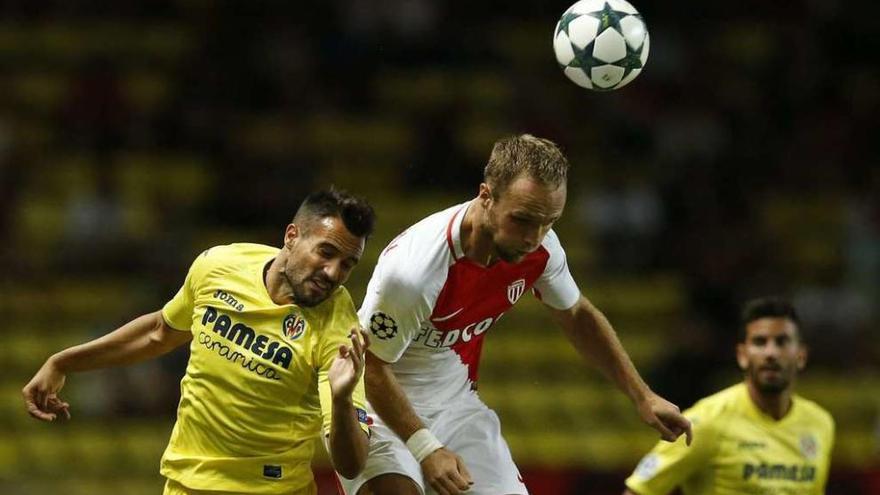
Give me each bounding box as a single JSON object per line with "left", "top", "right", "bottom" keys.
{"left": 445, "top": 207, "right": 464, "bottom": 261}
{"left": 429, "top": 248, "right": 550, "bottom": 384}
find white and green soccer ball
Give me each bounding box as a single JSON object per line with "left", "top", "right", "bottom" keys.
{"left": 553, "top": 0, "right": 650, "bottom": 90}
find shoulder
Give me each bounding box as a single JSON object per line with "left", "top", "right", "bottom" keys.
{"left": 794, "top": 394, "right": 836, "bottom": 431}
{"left": 315, "top": 286, "right": 359, "bottom": 332}
{"left": 196, "top": 243, "right": 276, "bottom": 267}
{"left": 189, "top": 243, "right": 277, "bottom": 281}
{"left": 685, "top": 384, "right": 745, "bottom": 430}
{"left": 542, "top": 228, "right": 563, "bottom": 249}
{"left": 374, "top": 205, "right": 461, "bottom": 288}
{"left": 325, "top": 286, "right": 357, "bottom": 315}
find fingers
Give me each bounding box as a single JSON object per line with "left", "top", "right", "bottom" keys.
{"left": 652, "top": 416, "right": 677, "bottom": 442}
{"left": 684, "top": 421, "right": 693, "bottom": 446}
{"left": 37, "top": 388, "right": 49, "bottom": 412}
{"left": 47, "top": 396, "right": 71, "bottom": 421}
{"left": 22, "top": 385, "right": 53, "bottom": 421}
{"left": 349, "top": 327, "right": 370, "bottom": 354}
{"left": 456, "top": 455, "right": 474, "bottom": 486}
{"left": 657, "top": 403, "right": 692, "bottom": 445}
{"left": 667, "top": 411, "right": 692, "bottom": 445}
{"left": 24, "top": 398, "right": 56, "bottom": 421}
{"left": 350, "top": 330, "right": 365, "bottom": 357}
{"left": 359, "top": 327, "right": 371, "bottom": 351}
{"left": 436, "top": 475, "right": 462, "bottom": 495}
{"left": 425, "top": 455, "right": 471, "bottom": 495}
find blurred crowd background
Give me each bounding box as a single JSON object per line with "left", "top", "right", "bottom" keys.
{"left": 1, "top": 1, "right": 877, "bottom": 494}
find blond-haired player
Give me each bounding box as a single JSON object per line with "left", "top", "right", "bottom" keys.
{"left": 342, "top": 135, "right": 692, "bottom": 495}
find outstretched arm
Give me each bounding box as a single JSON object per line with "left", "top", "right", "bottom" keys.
{"left": 22, "top": 310, "right": 192, "bottom": 421}
{"left": 547, "top": 296, "right": 692, "bottom": 445}
{"left": 327, "top": 328, "right": 371, "bottom": 479}
{"left": 365, "top": 351, "right": 473, "bottom": 495}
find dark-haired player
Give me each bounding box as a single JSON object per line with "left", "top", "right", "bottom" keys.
{"left": 23, "top": 189, "right": 377, "bottom": 495}
{"left": 624, "top": 297, "right": 835, "bottom": 495}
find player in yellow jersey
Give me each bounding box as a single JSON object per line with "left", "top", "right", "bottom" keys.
{"left": 624, "top": 297, "right": 835, "bottom": 495}
{"left": 22, "top": 188, "right": 377, "bottom": 495}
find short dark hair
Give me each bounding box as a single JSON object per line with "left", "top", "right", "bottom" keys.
{"left": 739, "top": 296, "right": 801, "bottom": 342}
{"left": 484, "top": 134, "right": 569, "bottom": 196}
{"left": 293, "top": 187, "right": 376, "bottom": 239}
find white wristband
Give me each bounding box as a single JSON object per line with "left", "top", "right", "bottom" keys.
{"left": 406, "top": 428, "right": 443, "bottom": 462}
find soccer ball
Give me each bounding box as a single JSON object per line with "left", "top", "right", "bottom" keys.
{"left": 553, "top": 0, "right": 650, "bottom": 90}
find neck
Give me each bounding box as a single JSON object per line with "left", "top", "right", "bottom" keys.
{"left": 264, "top": 255, "right": 294, "bottom": 305}
{"left": 460, "top": 199, "right": 496, "bottom": 266}
{"left": 745, "top": 380, "right": 792, "bottom": 420}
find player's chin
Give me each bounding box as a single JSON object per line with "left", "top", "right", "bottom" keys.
{"left": 754, "top": 376, "right": 789, "bottom": 394}
{"left": 296, "top": 287, "right": 330, "bottom": 307}
{"left": 498, "top": 250, "right": 527, "bottom": 263}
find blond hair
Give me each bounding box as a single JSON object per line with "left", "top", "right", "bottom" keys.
{"left": 484, "top": 134, "right": 569, "bottom": 195}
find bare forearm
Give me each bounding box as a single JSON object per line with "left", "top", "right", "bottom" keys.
{"left": 364, "top": 354, "right": 424, "bottom": 441}
{"left": 329, "top": 396, "right": 369, "bottom": 479}
{"left": 51, "top": 311, "right": 188, "bottom": 373}
{"left": 554, "top": 299, "right": 650, "bottom": 403}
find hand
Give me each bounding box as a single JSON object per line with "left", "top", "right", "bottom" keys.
{"left": 22, "top": 358, "right": 71, "bottom": 422}
{"left": 637, "top": 391, "right": 692, "bottom": 445}
{"left": 328, "top": 328, "right": 370, "bottom": 400}
{"left": 421, "top": 447, "right": 473, "bottom": 495}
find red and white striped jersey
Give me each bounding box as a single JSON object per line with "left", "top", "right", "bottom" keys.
{"left": 359, "top": 201, "right": 581, "bottom": 407}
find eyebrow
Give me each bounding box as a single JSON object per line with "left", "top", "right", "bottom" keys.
{"left": 318, "top": 241, "right": 361, "bottom": 263}
{"left": 511, "top": 211, "right": 560, "bottom": 222}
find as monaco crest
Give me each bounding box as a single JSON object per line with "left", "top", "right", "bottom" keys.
{"left": 507, "top": 279, "right": 526, "bottom": 305}
{"left": 283, "top": 314, "right": 307, "bottom": 341}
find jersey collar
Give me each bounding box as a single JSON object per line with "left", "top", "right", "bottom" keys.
{"left": 445, "top": 201, "right": 470, "bottom": 261}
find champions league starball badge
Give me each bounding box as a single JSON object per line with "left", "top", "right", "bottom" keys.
{"left": 369, "top": 312, "right": 398, "bottom": 340}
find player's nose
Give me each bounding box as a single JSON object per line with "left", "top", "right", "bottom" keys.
{"left": 322, "top": 261, "right": 343, "bottom": 283}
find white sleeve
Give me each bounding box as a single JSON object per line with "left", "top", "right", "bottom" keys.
{"left": 358, "top": 254, "right": 430, "bottom": 364}
{"left": 533, "top": 230, "right": 581, "bottom": 310}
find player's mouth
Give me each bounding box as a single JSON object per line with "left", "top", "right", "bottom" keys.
{"left": 758, "top": 365, "right": 783, "bottom": 376}
{"left": 309, "top": 278, "right": 332, "bottom": 293}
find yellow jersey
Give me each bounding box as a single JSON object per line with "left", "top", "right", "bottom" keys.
{"left": 626, "top": 383, "right": 834, "bottom": 495}
{"left": 159, "top": 243, "right": 369, "bottom": 494}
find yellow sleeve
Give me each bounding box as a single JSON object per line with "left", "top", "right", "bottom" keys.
{"left": 816, "top": 413, "right": 836, "bottom": 493}
{"left": 625, "top": 410, "right": 720, "bottom": 495}
{"left": 317, "top": 291, "right": 370, "bottom": 437}
{"left": 161, "top": 249, "right": 212, "bottom": 332}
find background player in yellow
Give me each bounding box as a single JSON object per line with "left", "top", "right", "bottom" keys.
{"left": 22, "top": 188, "right": 376, "bottom": 495}
{"left": 624, "top": 297, "right": 835, "bottom": 495}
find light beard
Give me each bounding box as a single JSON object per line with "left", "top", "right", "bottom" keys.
{"left": 495, "top": 246, "right": 524, "bottom": 263}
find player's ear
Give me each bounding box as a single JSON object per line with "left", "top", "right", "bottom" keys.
{"left": 796, "top": 343, "right": 808, "bottom": 371}
{"left": 284, "top": 223, "right": 300, "bottom": 249}
{"left": 736, "top": 343, "right": 748, "bottom": 371}
{"left": 478, "top": 183, "right": 493, "bottom": 206}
